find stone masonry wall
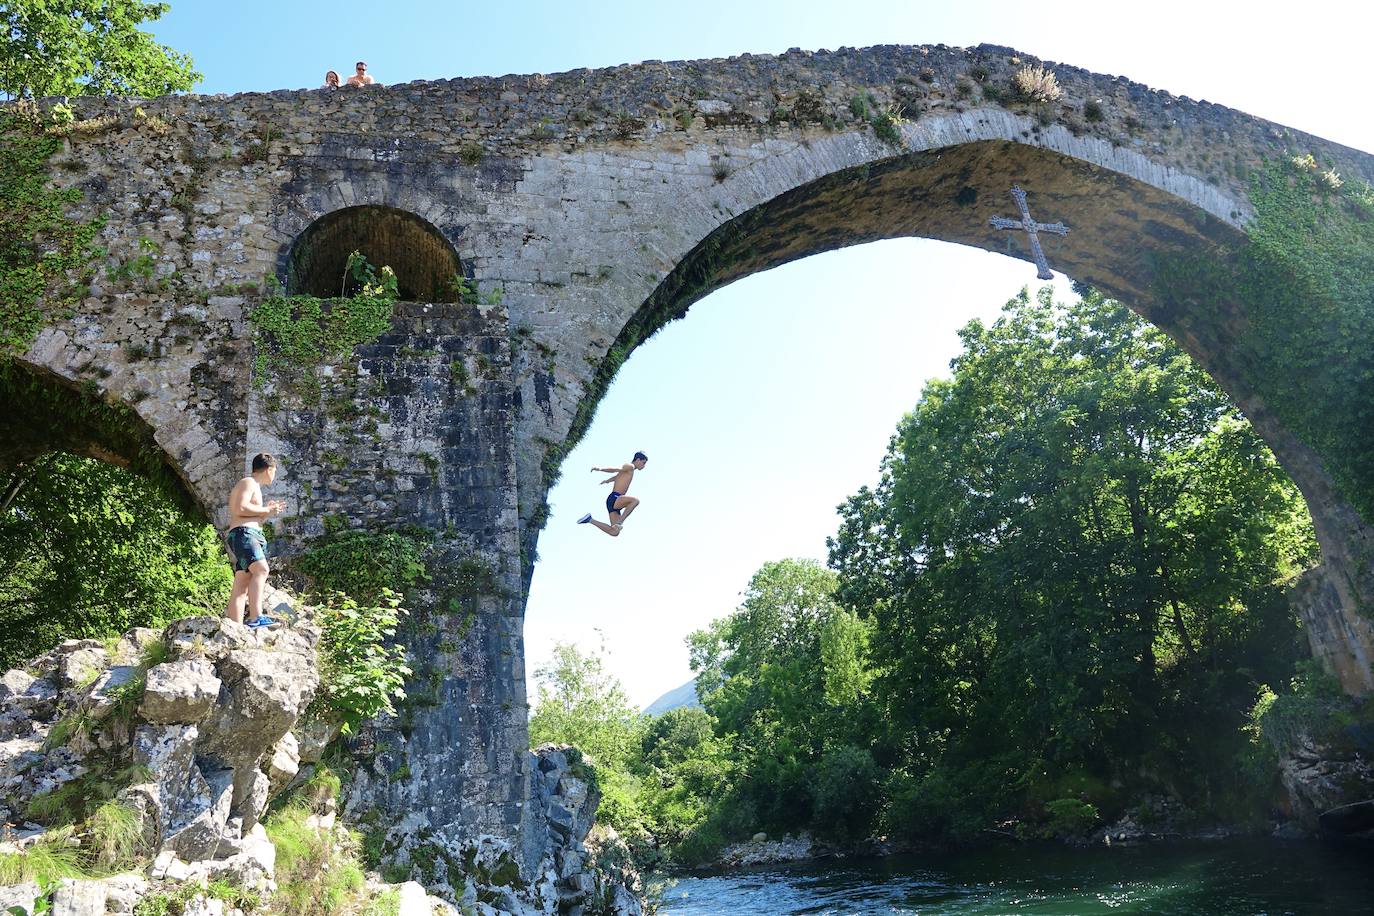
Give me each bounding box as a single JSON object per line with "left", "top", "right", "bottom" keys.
{"left": 9, "top": 43, "right": 1374, "bottom": 868}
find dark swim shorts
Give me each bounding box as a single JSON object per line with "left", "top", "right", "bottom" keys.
{"left": 606, "top": 491, "right": 624, "bottom": 515}
{"left": 228, "top": 526, "right": 268, "bottom": 572}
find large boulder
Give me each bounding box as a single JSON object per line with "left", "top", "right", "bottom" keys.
{"left": 197, "top": 642, "right": 319, "bottom": 823}
{"left": 139, "top": 660, "right": 221, "bottom": 725}
{"left": 1279, "top": 733, "right": 1374, "bottom": 831}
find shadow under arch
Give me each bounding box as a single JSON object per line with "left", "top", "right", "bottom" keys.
{"left": 283, "top": 204, "right": 464, "bottom": 302}
{"left": 0, "top": 361, "right": 206, "bottom": 521}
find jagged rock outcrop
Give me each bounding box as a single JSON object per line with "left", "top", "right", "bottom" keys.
{"left": 1279, "top": 733, "right": 1374, "bottom": 836}
{"left": 348, "top": 743, "right": 642, "bottom": 915}
{"left": 2, "top": 612, "right": 644, "bottom": 916}
{"left": 0, "top": 607, "right": 318, "bottom": 894}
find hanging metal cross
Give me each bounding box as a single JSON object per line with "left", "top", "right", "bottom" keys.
{"left": 989, "top": 185, "right": 1069, "bottom": 280}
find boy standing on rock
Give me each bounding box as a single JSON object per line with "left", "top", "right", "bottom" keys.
{"left": 578, "top": 451, "right": 647, "bottom": 538}
{"left": 224, "top": 453, "right": 285, "bottom": 628}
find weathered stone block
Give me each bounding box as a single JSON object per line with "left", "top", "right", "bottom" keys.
{"left": 139, "top": 660, "right": 221, "bottom": 724}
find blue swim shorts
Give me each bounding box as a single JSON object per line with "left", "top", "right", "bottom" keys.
{"left": 228, "top": 525, "right": 268, "bottom": 572}
{"left": 606, "top": 491, "right": 623, "bottom": 515}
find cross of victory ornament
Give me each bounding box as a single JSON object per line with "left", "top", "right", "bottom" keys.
{"left": 990, "top": 185, "right": 1069, "bottom": 280}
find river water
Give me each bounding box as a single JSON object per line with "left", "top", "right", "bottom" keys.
{"left": 660, "top": 839, "right": 1374, "bottom": 914}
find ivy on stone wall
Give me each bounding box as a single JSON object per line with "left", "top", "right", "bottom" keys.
{"left": 1152, "top": 157, "right": 1374, "bottom": 525}
{"left": 294, "top": 527, "right": 432, "bottom": 603}
{"left": 0, "top": 112, "right": 105, "bottom": 359}
{"left": 249, "top": 254, "right": 398, "bottom": 399}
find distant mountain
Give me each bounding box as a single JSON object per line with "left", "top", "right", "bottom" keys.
{"left": 643, "top": 678, "right": 703, "bottom": 716}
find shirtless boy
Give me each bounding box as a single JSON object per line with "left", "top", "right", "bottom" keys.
{"left": 578, "top": 451, "right": 647, "bottom": 537}
{"left": 224, "top": 453, "right": 286, "bottom": 627}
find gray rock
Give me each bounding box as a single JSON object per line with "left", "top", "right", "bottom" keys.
{"left": 266, "top": 731, "right": 300, "bottom": 795}
{"left": 100, "top": 873, "right": 150, "bottom": 915}
{"left": 397, "top": 881, "right": 430, "bottom": 916}
{"left": 181, "top": 896, "right": 224, "bottom": 916}
{"left": 50, "top": 879, "right": 106, "bottom": 916}
{"left": 292, "top": 717, "right": 339, "bottom": 765}
{"left": 0, "top": 883, "right": 43, "bottom": 916}
{"left": 1, "top": 669, "right": 58, "bottom": 717}
{"left": 56, "top": 647, "right": 108, "bottom": 690}
{"left": 238, "top": 767, "right": 271, "bottom": 830}
{"left": 1279, "top": 734, "right": 1374, "bottom": 829}
{"left": 427, "top": 894, "right": 463, "bottom": 916}
{"left": 0, "top": 708, "right": 34, "bottom": 740}
{"left": 131, "top": 722, "right": 198, "bottom": 845}
{"left": 83, "top": 666, "right": 140, "bottom": 721}
{"left": 111, "top": 628, "right": 162, "bottom": 666}
{"left": 183, "top": 823, "right": 276, "bottom": 890}
{"left": 0, "top": 669, "right": 37, "bottom": 703}
{"left": 119, "top": 782, "right": 163, "bottom": 850}
{"left": 609, "top": 884, "right": 643, "bottom": 916}
{"left": 198, "top": 645, "right": 318, "bottom": 817}
{"left": 164, "top": 617, "right": 253, "bottom": 662}
{"left": 139, "top": 660, "right": 221, "bottom": 724}
{"left": 167, "top": 763, "right": 235, "bottom": 861}
{"left": 545, "top": 802, "right": 574, "bottom": 839}
{"left": 558, "top": 775, "right": 589, "bottom": 810}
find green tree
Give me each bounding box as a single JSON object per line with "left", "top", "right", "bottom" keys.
{"left": 828, "top": 287, "right": 1316, "bottom": 837}
{"left": 687, "top": 559, "right": 882, "bottom": 838}
{"left": 637, "top": 706, "right": 733, "bottom": 849}
{"left": 529, "top": 641, "right": 648, "bottom": 834}
{"left": 0, "top": 1, "right": 200, "bottom": 101}
{"left": 0, "top": 453, "right": 230, "bottom": 669}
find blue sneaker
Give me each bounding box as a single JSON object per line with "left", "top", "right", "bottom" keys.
{"left": 577, "top": 514, "right": 592, "bottom": 524}
{"left": 246, "top": 614, "right": 278, "bottom": 629}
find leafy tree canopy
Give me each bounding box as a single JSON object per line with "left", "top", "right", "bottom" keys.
{"left": 0, "top": 452, "right": 230, "bottom": 669}
{"left": 0, "top": 1, "right": 200, "bottom": 100}
{"left": 829, "top": 286, "right": 1315, "bottom": 837}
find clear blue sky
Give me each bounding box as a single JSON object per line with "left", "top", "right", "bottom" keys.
{"left": 150, "top": 0, "right": 1371, "bottom": 707}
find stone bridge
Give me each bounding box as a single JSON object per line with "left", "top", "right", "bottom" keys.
{"left": 5, "top": 44, "right": 1374, "bottom": 867}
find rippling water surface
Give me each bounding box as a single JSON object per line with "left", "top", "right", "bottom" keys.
{"left": 660, "top": 839, "right": 1374, "bottom": 915}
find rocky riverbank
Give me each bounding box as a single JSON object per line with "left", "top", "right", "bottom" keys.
{"left": 0, "top": 596, "right": 644, "bottom": 916}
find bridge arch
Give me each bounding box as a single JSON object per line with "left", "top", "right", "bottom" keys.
{"left": 528, "top": 122, "right": 1374, "bottom": 694}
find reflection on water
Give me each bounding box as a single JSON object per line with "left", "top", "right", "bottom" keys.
{"left": 661, "top": 839, "right": 1374, "bottom": 915}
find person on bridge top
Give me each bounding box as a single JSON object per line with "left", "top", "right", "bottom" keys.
{"left": 322, "top": 70, "right": 341, "bottom": 90}
{"left": 346, "top": 61, "right": 377, "bottom": 87}
{"left": 578, "top": 452, "right": 648, "bottom": 537}
{"left": 224, "top": 453, "right": 286, "bottom": 628}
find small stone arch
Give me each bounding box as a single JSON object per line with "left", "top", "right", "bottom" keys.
{"left": 282, "top": 205, "right": 464, "bottom": 301}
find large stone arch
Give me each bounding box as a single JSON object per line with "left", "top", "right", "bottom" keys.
{"left": 4, "top": 344, "right": 231, "bottom": 524}
{"left": 511, "top": 116, "right": 1374, "bottom": 696}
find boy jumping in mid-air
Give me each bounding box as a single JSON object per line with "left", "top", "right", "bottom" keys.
{"left": 578, "top": 451, "right": 647, "bottom": 537}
